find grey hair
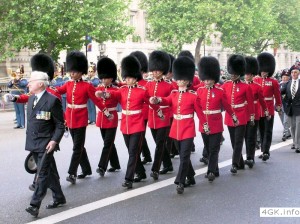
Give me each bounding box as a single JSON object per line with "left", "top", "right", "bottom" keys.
{"left": 30, "top": 71, "right": 50, "bottom": 87}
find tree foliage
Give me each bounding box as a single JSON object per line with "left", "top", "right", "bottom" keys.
{"left": 0, "top": 0, "right": 132, "bottom": 60}
{"left": 141, "top": 0, "right": 220, "bottom": 62}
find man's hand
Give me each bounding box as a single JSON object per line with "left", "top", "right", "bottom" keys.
{"left": 250, "top": 114, "right": 255, "bottom": 126}
{"left": 3, "top": 93, "right": 16, "bottom": 103}
{"left": 149, "top": 96, "right": 160, "bottom": 104}
{"left": 232, "top": 114, "right": 239, "bottom": 126}
{"left": 103, "top": 108, "right": 114, "bottom": 121}
{"left": 95, "top": 91, "right": 110, "bottom": 99}
{"left": 46, "top": 140, "right": 57, "bottom": 154}
{"left": 203, "top": 122, "right": 210, "bottom": 135}
{"left": 264, "top": 110, "right": 271, "bottom": 121}
{"left": 157, "top": 109, "right": 165, "bottom": 120}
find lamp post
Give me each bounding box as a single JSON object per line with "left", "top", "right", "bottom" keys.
{"left": 97, "top": 43, "right": 106, "bottom": 60}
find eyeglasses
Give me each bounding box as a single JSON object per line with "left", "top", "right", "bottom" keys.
{"left": 88, "top": 71, "right": 94, "bottom": 73}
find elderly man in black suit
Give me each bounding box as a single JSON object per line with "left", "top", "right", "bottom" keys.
{"left": 281, "top": 67, "right": 300, "bottom": 152}
{"left": 25, "top": 71, "right": 66, "bottom": 217}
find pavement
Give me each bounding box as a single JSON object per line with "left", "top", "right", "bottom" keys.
{"left": 0, "top": 111, "right": 299, "bottom": 224}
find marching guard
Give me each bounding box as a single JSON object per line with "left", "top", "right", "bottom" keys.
{"left": 222, "top": 54, "right": 255, "bottom": 173}
{"left": 254, "top": 52, "right": 282, "bottom": 161}
{"left": 95, "top": 57, "right": 121, "bottom": 176}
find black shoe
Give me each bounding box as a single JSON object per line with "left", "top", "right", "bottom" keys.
{"left": 230, "top": 165, "right": 237, "bottom": 174}
{"left": 107, "top": 167, "right": 120, "bottom": 172}
{"left": 88, "top": 121, "right": 95, "bottom": 125}
{"left": 170, "top": 154, "right": 175, "bottom": 158}
{"left": 245, "top": 159, "right": 254, "bottom": 168}
{"left": 258, "top": 154, "right": 263, "bottom": 159}
{"left": 176, "top": 183, "right": 185, "bottom": 194}
{"left": 282, "top": 135, "right": 286, "bottom": 141}
{"left": 29, "top": 184, "right": 35, "bottom": 191}
{"left": 13, "top": 126, "right": 21, "bottom": 129}
{"left": 96, "top": 167, "right": 105, "bottom": 177}
{"left": 150, "top": 171, "right": 159, "bottom": 180}
{"left": 46, "top": 200, "right": 66, "bottom": 209}
{"left": 134, "top": 173, "right": 147, "bottom": 182}
{"left": 286, "top": 134, "right": 291, "bottom": 139}
{"left": 159, "top": 166, "right": 173, "bottom": 174}
{"left": 77, "top": 172, "right": 92, "bottom": 179}
{"left": 122, "top": 180, "right": 133, "bottom": 189}
{"left": 199, "top": 157, "right": 208, "bottom": 165}
{"left": 291, "top": 145, "right": 296, "bottom": 150}
{"left": 184, "top": 176, "right": 196, "bottom": 187}
{"left": 25, "top": 206, "right": 39, "bottom": 217}
{"left": 141, "top": 157, "right": 152, "bottom": 165}
{"left": 207, "top": 173, "right": 215, "bottom": 182}
{"left": 295, "top": 148, "right": 300, "bottom": 153}
{"left": 237, "top": 165, "right": 245, "bottom": 170}
{"left": 262, "top": 153, "right": 270, "bottom": 161}
{"left": 66, "top": 175, "right": 76, "bottom": 184}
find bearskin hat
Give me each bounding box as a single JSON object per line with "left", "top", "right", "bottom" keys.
{"left": 66, "top": 51, "right": 88, "bottom": 74}
{"left": 97, "top": 57, "right": 117, "bottom": 82}
{"left": 198, "top": 56, "right": 220, "bottom": 83}
{"left": 245, "top": 56, "right": 259, "bottom": 76}
{"left": 173, "top": 56, "right": 195, "bottom": 82}
{"left": 30, "top": 53, "right": 55, "bottom": 81}
{"left": 149, "top": 50, "right": 170, "bottom": 75}
{"left": 130, "top": 51, "right": 148, "bottom": 73}
{"left": 168, "top": 54, "right": 175, "bottom": 73}
{"left": 227, "top": 54, "right": 246, "bottom": 77}
{"left": 178, "top": 50, "right": 195, "bottom": 63}
{"left": 257, "top": 52, "right": 276, "bottom": 77}
{"left": 121, "top": 55, "right": 142, "bottom": 81}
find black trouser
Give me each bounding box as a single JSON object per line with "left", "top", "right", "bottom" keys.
{"left": 259, "top": 116, "right": 274, "bottom": 155}
{"left": 174, "top": 138, "right": 195, "bottom": 184}
{"left": 151, "top": 127, "right": 172, "bottom": 172}
{"left": 165, "top": 118, "right": 178, "bottom": 156}
{"left": 68, "top": 127, "right": 92, "bottom": 176}
{"left": 98, "top": 128, "right": 120, "bottom": 171}
{"left": 30, "top": 152, "right": 65, "bottom": 208}
{"left": 201, "top": 132, "right": 222, "bottom": 174}
{"left": 202, "top": 146, "right": 208, "bottom": 158}
{"left": 228, "top": 125, "right": 246, "bottom": 167}
{"left": 123, "top": 132, "right": 145, "bottom": 181}
{"left": 244, "top": 120, "right": 259, "bottom": 160}
{"left": 141, "top": 120, "right": 152, "bottom": 160}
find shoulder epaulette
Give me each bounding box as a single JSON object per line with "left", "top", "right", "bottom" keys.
{"left": 137, "top": 85, "right": 146, "bottom": 90}
{"left": 188, "top": 90, "right": 196, "bottom": 94}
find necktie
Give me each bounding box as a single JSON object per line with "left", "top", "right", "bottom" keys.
{"left": 292, "top": 81, "right": 296, "bottom": 99}
{"left": 33, "top": 96, "right": 38, "bottom": 108}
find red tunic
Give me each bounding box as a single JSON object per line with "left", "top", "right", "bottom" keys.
{"left": 222, "top": 80, "right": 255, "bottom": 126}
{"left": 160, "top": 90, "right": 198, "bottom": 140}
{"left": 196, "top": 85, "right": 234, "bottom": 134}
{"left": 55, "top": 80, "right": 105, "bottom": 129}
{"left": 137, "top": 79, "right": 149, "bottom": 120}
{"left": 146, "top": 79, "right": 174, "bottom": 129}
{"left": 246, "top": 81, "right": 268, "bottom": 120}
{"left": 253, "top": 76, "right": 282, "bottom": 116}
{"left": 110, "top": 85, "right": 150, "bottom": 134}
{"left": 95, "top": 84, "right": 119, "bottom": 129}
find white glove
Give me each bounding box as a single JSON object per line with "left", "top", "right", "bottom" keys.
{"left": 3, "top": 94, "right": 16, "bottom": 103}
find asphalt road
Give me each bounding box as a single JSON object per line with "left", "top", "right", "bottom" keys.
{"left": 0, "top": 111, "right": 299, "bottom": 224}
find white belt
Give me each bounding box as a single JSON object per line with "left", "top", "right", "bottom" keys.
{"left": 264, "top": 97, "right": 273, "bottom": 101}
{"left": 203, "top": 109, "right": 221, "bottom": 115}
{"left": 67, "top": 103, "right": 87, "bottom": 109}
{"left": 254, "top": 100, "right": 258, "bottom": 104}
{"left": 122, "top": 109, "right": 142, "bottom": 115}
{"left": 107, "top": 107, "right": 117, "bottom": 112}
{"left": 231, "top": 103, "right": 245, "bottom": 108}
{"left": 173, "top": 114, "right": 193, "bottom": 120}
{"left": 149, "top": 105, "right": 169, "bottom": 109}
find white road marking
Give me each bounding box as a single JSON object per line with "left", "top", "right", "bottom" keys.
{"left": 27, "top": 139, "right": 293, "bottom": 224}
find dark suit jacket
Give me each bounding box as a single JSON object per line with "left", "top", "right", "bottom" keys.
{"left": 25, "top": 91, "right": 65, "bottom": 152}
{"left": 281, "top": 79, "right": 300, "bottom": 116}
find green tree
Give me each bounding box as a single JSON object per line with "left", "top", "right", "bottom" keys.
{"left": 141, "top": 0, "right": 221, "bottom": 63}
{"left": 216, "top": 0, "right": 300, "bottom": 54}
{"left": 0, "top": 0, "right": 132, "bottom": 60}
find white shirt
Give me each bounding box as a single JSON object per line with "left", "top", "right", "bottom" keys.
{"left": 35, "top": 90, "right": 46, "bottom": 104}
